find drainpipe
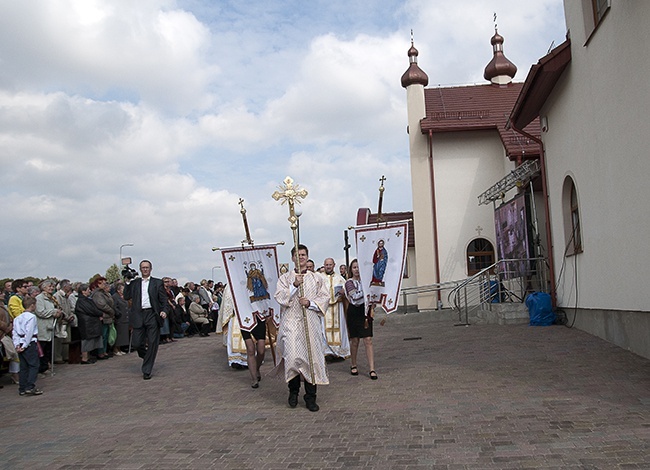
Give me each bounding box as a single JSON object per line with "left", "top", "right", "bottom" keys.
{"left": 428, "top": 130, "right": 442, "bottom": 307}
{"left": 507, "top": 123, "right": 557, "bottom": 308}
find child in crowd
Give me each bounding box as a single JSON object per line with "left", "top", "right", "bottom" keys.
{"left": 12, "top": 296, "right": 43, "bottom": 396}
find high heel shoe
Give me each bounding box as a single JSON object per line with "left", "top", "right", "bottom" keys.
{"left": 11, "top": 376, "right": 19, "bottom": 385}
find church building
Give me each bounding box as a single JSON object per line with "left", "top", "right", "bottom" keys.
{"left": 402, "top": 1, "right": 650, "bottom": 359}
{"left": 402, "top": 28, "right": 544, "bottom": 312}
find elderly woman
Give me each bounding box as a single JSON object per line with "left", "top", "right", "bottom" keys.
{"left": 189, "top": 294, "right": 211, "bottom": 337}
{"left": 90, "top": 276, "right": 115, "bottom": 360}
{"left": 74, "top": 284, "right": 103, "bottom": 364}
{"left": 35, "top": 280, "right": 64, "bottom": 374}
{"left": 111, "top": 282, "right": 130, "bottom": 355}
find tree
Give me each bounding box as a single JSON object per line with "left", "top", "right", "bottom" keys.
{"left": 105, "top": 264, "right": 121, "bottom": 284}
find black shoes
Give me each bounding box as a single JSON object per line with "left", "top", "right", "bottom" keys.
{"left": 288, "top": 391, "right": 299, "bottom": 408}
{"left": 143, "top": 373, "right": 152, "bottom": 380}
{"left": 305, "top": 400, "right": 319, "bottom": 412}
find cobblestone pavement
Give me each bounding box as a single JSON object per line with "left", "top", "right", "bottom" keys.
{"left": 3, "top": 312, "right": 650, "bottom": 469}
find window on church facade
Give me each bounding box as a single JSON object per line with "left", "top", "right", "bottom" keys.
{"left": 562, "top": 176, "right": 583, "bottom": 256}
{"left": 467, "top": 238, "right": 495, "bottom": 275}
{"left": 582, "top": 0, "right": 610, "bottom": 44}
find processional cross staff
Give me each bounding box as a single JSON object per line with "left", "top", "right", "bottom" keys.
{"left": 239, "top": 198, "right": 254, "bottom": 246}
{"left": 377, "top": 175, "right": 386, "bottom": 224}
{"left": 271, "top": 176, "right": 315, "bottom": 384}
{"left": 375, "top": 175, "right": 388, "bottom": 325}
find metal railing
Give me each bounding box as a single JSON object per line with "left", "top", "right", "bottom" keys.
{"left": 447, "top": 258, "right": 550, "bottom": 325}
{"left": 400, "top": 280, "right": 462, "bottom": 313}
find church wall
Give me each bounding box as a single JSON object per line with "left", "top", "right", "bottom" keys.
{"left": 431, "top": 130, "right": 513, "bottom": 285}
{"left": 405, "top": 84, "right": 439, "bottom": 311}
{"left": 536, "top": 1, "right": 650, "bottom": 356}
{"left": 542, "top": 1, "right": 650, "bottom": 313}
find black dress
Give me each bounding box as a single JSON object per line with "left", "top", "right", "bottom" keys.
{"left": 345, "top": 279, "right": 373, "bottom": 338}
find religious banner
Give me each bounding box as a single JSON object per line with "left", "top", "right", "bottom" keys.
{"left": 221, "top": 245, "right": 282, "bottom": 332}
{"left": 355, "top": 222, "right": 408, "bottom": 313}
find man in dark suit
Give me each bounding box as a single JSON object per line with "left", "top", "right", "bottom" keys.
{"left": 123, "top": 260, "right": 170, "bottom": 380}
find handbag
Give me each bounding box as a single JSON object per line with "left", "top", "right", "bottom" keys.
{"left": 2, "top": 335, "right": 18, "bottom": 360}
{"left": 107, "top": 323, "right": 117, "bottom": 346}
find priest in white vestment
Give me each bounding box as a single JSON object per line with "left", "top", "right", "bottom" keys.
{"left": 319, "top": 258, "right": 350, "bottom": 360}
{"left": 216, "top": 285, "right": 247, "bottom": 368}
{"left": 273, "top": 244, "right": 329, "bottom": 412}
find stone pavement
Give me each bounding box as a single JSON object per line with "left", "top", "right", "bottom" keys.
{"left": 2, "top": 312, "right": 650, "bottom": 469}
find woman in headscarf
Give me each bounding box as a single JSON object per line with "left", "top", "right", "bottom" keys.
{"left": 74, "top": 284, "right": 104, "bottom": 364}
{"left": 90, "top": 276, "right": 115, "bottom": 360}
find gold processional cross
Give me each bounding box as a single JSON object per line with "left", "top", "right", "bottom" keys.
{"left": 271, "top": 176, "right": 315, "bottom": 383}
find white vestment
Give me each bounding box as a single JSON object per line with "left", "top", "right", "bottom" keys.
{"left": 319, "top": 271, "right": 350, "bottom": 358}
{"left": 272, "top": 271, "right": 330, "bottom": 385}
{"left": 217, "top": 285, "right": 247, "bottom": 367}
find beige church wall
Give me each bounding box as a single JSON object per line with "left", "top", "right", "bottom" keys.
{"left": 431, "top": 130, "right": 514, "bottom": 284}
{"left": 405, "top": 85, "right": 438, "bottom": 311}
{"left": 541, "top": 1, "right": 650, "bottom": 314}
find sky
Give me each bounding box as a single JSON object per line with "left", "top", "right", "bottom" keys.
{"left": 0, "top": 0, "right": 567, "bottom": 285}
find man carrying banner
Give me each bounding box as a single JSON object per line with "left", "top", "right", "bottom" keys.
{"left": 274, "top": 244, "right": 329, "bottom": 412}
{"left": 319, "top": 258, "right": 350, "bottom": 362}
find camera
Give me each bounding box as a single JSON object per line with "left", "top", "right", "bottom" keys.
{"left": 122, "top": 264, "right": 139, "bottom": 280}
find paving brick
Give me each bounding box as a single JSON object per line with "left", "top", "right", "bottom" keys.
{"left": 2, "top": 313, "right": 650, "bottom": 469}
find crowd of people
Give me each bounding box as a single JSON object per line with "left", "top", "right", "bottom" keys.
{"left": 1, "top": 252, "right": 379, "bottom": 413}
{"left": 0, "top": 268, "right": 225, "bottom": 393}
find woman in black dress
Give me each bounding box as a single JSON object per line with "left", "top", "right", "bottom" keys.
{"left": 344, "top": 259, "right": 377, "bottom": 380}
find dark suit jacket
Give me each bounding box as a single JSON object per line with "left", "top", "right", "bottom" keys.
{"left": 124, "top": 277, "right": 169, "bottom": 328}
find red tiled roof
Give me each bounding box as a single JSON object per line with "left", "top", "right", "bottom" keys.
{"left": 420, "top": 83, "right": 541, "bottom": 160}
{"left": 356, "top": 208, "right": 415, "bottom": 248}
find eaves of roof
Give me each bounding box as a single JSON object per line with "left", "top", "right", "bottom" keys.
{"left": 509, "top": 39, "right": 572, "bottom": 130}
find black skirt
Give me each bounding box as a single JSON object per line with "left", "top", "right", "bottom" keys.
{"left": 346, "top": 303, "right": 373, "bottom": 338}
{"left": 241, "top": 318, "right": 266, "bottom": 341}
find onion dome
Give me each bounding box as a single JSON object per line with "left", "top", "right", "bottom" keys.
{"left": 483, "top": 28, "right": 517, "bottom": 85}
{"left": 401, "top": 41, "right": 429, "bottom": 88}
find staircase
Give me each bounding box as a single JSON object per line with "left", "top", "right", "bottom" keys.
{"left": 447, "top": 258, "right": 550, "bottom": 325}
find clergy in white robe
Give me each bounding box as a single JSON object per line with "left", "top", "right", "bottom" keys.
{"left": 319, "top": 258, "right": 350, "bottom": 360}
{"left": 272, "top": 244, "right": 329, "bottom": 411}
{"left": 216, "top": 285, "right": 247, "bottom": 368}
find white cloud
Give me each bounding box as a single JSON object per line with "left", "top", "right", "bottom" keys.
{"left": 0, "top": 0, "right": 566, "bottom": 282}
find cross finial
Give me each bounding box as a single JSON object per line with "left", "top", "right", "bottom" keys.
{"left": 239, "top": 198, "right": 245, "bottom": 213}
{"left": 410, "top": 29, "right": 414, "bottom": 45}
{"left": 272, "top": 176, "right": 308, "bottom": 230}
{"left": 493, "top": 12, "right": 497, "bottom": 31}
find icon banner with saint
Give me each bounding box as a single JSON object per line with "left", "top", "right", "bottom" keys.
{"left": 355, "top": 222, "right": 408, "bottom": 313}
{"left": 221, "top": 245, "right": 282, "bottom": 332}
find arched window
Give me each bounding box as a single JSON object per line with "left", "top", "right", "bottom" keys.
{"left": 467, "top": 238, "right": 495, "bottom": 275}
{"left": 562, "top": 176, "right": 583, "bottom": 255}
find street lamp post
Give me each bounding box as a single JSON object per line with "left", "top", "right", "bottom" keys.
{"left": 120, "top": 243, "right": 134, "bottom": 267}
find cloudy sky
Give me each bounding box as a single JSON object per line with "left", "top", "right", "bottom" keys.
{"left": 0, "top": 0, "right": 567, "bottom": 285}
